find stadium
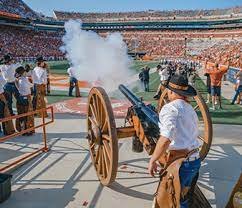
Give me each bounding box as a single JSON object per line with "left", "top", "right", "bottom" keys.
{"left": 0, "top": 0, "right": 241, "bottom": 208}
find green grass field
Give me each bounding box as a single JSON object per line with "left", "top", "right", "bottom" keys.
{"left": 45, "top": 60, "right": 160, "bottom": 75}
{"left": 47, "top": 60, "right": 242, "bottom": 125}
{"left": 131, "top": 73, "right": 242, "bottom": 125}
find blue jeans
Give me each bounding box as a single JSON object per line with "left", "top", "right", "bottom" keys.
{"left": 211, "top": 86, "right": 221, "bottom": 96}
{"left": 0, "top": 100, "right": 4, "bottom": 133}
{"left": 179, "top": 158, "right": 201, "bottom": 208}
{"left": 143, "top": 80, "right": 149, "bottom": 92}
{"left": 232, "top": 85, "right": 242, "bottom": 104}
{"left": 69, "top": 77, "right": 78, "bottom": 96}
{"left": 3, "top": 82, "right": 19, "bottom": 115}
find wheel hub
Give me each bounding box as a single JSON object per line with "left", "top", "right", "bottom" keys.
{"left": 92, "top": 125, "right": 102, "bottom": 145}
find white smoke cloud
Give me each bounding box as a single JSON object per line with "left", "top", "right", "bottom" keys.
{"left": 61, "top": 19, "right": 133, "bottom": 91}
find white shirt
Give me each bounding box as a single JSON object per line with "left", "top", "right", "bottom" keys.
{"left": 0, "top": 64, "right": 16, "bottom": 82}
{"left": 17, "top": 76, "right": 33, "bottom": 96}
{"left": 158, "top": 99, "right": 200, "bottom": 153}
{"left": 67, "top": 67, "right": 75, "bottom": 77}
{"left": 32, "top": 66, "right": 47, "bottom": 84}
{"left": 159, "top": 68, "right": 169, "bottom": 81}
{"left": 0, "top": 74, "right": 6, "bottom": 94}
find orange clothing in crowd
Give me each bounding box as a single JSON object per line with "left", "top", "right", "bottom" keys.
{"left": 207, "top": 67, "right": 228, "bottom": 86}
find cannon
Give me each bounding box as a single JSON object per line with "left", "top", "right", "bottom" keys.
{"left": 87, "top": 84, "right": 212, "bottom": 186}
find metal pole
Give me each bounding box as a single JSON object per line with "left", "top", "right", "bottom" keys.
{"left": 42, "top": 109, "right": 48, "bottom": 152}
{"left": 184, "top": 37, "right": 187, "bottom": 58}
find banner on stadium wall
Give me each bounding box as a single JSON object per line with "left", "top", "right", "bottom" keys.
{"left": 227, "top": 67, "right": 240, "bottom": 84}
{"left": 0, "top": 11, "right": 21, "bottom": 19}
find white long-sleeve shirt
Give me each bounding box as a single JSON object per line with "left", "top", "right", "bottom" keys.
{"left": 32, "top": 66, "right": 47, "bottom": 84}
{"left": 67, "top": 67, "right": 75, "bottom": 78}
{"left": 17, "top": 76, "right": 33, "bottom": 96}
{"left": 159, "top": 68, "right": 169, "bottom": 81}
{"left": 0, "top": 64, "right": 16, "bottom": 83}
{"left": 158, "top": 99, "right": 200, "bottom": 155}
{"left": 0, "top": 74, "right": 6, "bottom": 94}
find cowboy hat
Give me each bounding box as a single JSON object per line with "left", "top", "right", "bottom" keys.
{"left": 163, "top": 74, "right": 197, "bottom": 97}
{"left": 36, "top": 56, "right": 46, "bottom": 63}
{"left": 2, "top": 54, "right": 13, "bottom": 64}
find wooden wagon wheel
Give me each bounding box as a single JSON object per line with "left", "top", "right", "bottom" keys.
{"left": 87, "top": 87, "right": 118, "bottom": 186}
{"left": 157, "top": 88, "right": 213, "bottom": 161}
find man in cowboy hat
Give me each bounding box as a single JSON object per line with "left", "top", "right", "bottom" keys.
{"left": 0, "top": 54, "right": 20, "bottom": 115}
{"left": 32, "top": 56, "right": 48, "bottom": 117}
{"left": 148, "top": 74, "right": 201, "bottom": 208}
{"left": 15, "top": 66, "right": 35, "bottom": 135}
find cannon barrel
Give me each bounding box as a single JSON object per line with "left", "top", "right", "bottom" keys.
{"left": 119, "top": 84, "right": 160, "bottom": 143}
{"left": 119, "top": 84, "right": 142, "bottom": 106}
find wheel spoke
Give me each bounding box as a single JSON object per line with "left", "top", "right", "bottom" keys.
{"left": 102, "top": 134, "right": 111, "bottom": 141}
{"left": 97, "top": 97, "right": 103, "bottom": 124}
{"left": 97, "top": 146, "right": 103, "bottom": 175}
{"left": 88, "top": 116, "right": 98, "bottom": 127}
{"left": 198, "top": 135, "right": 206, "bottom": 143}
{"left": 93, "top": 95, "right": 100, "bottom": 123}
{"left": 103, "top": 140, "right": 111, "bottom": 161}
{"left": 100, "top": 147, "right": 106, "bottom": 178}
{"left": 90, "top": 105, "right": 98, "bottom": 124}
{"left": 103, "top": 146, "right": 110, "bottom": 176}
{"left": 194, "top": 104, "right": 199, "bottom": 111}
{"left": 95, "top": 145, "right": 101, "bottom": 164}
{"left": 90, "top": 142, "right": 95, "bottom": 149}
{"left": 101, "top": 119, "right": 108, "bottom": 132}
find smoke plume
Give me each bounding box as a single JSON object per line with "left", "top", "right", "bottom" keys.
{"left": 61, "top": 20, "right": 133, "bottom": 91}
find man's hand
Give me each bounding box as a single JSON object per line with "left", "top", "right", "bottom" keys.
{"left": 147, "top": 136, "right": 170, "bottom": 177}
{"left": 148, "top": 159, "right": 158, "bottom": 177}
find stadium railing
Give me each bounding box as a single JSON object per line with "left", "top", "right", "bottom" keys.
{"left": 0, "top": 106, "right": 54, "bottom": 173}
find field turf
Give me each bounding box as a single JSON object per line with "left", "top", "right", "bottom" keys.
{"left": 47, "top": 60, "right": 242, "bottom": 125}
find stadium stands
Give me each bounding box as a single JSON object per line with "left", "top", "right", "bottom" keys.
{"left": 54, "top": 6, "right": 242, "bottom": 22}
{"left": 0, "top": 25, "right": 64, "bottom": 60}
{"left": 0, "top": 1, "right": 241, "bottom": 68}
{"left": 0, "top": 0, "right": 39, "bottom": 19}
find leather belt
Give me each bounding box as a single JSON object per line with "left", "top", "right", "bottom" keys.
{"left": 184, "top": 156, "right": 200, "bottom": 162}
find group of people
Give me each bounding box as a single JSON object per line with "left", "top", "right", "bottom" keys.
{"left": 54, "top": 7, "right": 242, "bottom": 22}
{"left": 0, "top": 55, "right": 48, "bottom": 136}
{"left": 153, "top": 59, "right": 198, "bottom": 99}
{"left": 198, "top": 39, "right": 242, "bottom": 69}
{"left": 0, "top": 25, "right": 64, "bottom": 60}
{"left": 0, "top": 0, "right": 39, "bottom": 19}
{"left": 121, "top": 29, "right": 242, "bottom": 67}
{"left": 1, "top": 23, "right": 241, "bottom": 71}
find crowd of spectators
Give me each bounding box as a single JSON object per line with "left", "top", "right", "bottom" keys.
{"left": 197, "top": 39, "right": 242, "bottom": 68}
{"left": 0, "top": 24, "right": 241, "bottom": 69}
{"left": 0, "top": 0, "right": 39, "bottom": 19}
{"left": 54, "top": 6, "right": 242, "bottom": 22}
{"left": 0, "top": 26, "right": 64, "bottom": 60}
{"left": 117, "top": 29, "right": 242, "bottom": 68}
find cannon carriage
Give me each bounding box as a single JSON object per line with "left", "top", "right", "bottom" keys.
{"left": 86, "top": 84, "right": 213, "bottom": 206}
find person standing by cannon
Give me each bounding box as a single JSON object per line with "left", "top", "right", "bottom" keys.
{"left": 32, "top": 56, "right": 48, "bottom": 117}
{"left": 15, "top": 66, "right": 35, "bottom": 136}
{"left": 0, "top": 70, "right": 15, "bottom": 135}
{"left": 67, "top": 66, "right": 80, "bottom": 97}
{"left": 154, "top": 64, "right": 169, "bottom": 100}
{"left": 0, "top": 55, "right": 20, "bottom": 115}
{"left": 148, "top": 74, "right": 201, "bottom": 208}
{"left": 143, "top": 65, "right": 150, "bottom": 92}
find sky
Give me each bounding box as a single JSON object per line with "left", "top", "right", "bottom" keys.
{"left": 23, "top": 0, "right": 242, "bottom": 17}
